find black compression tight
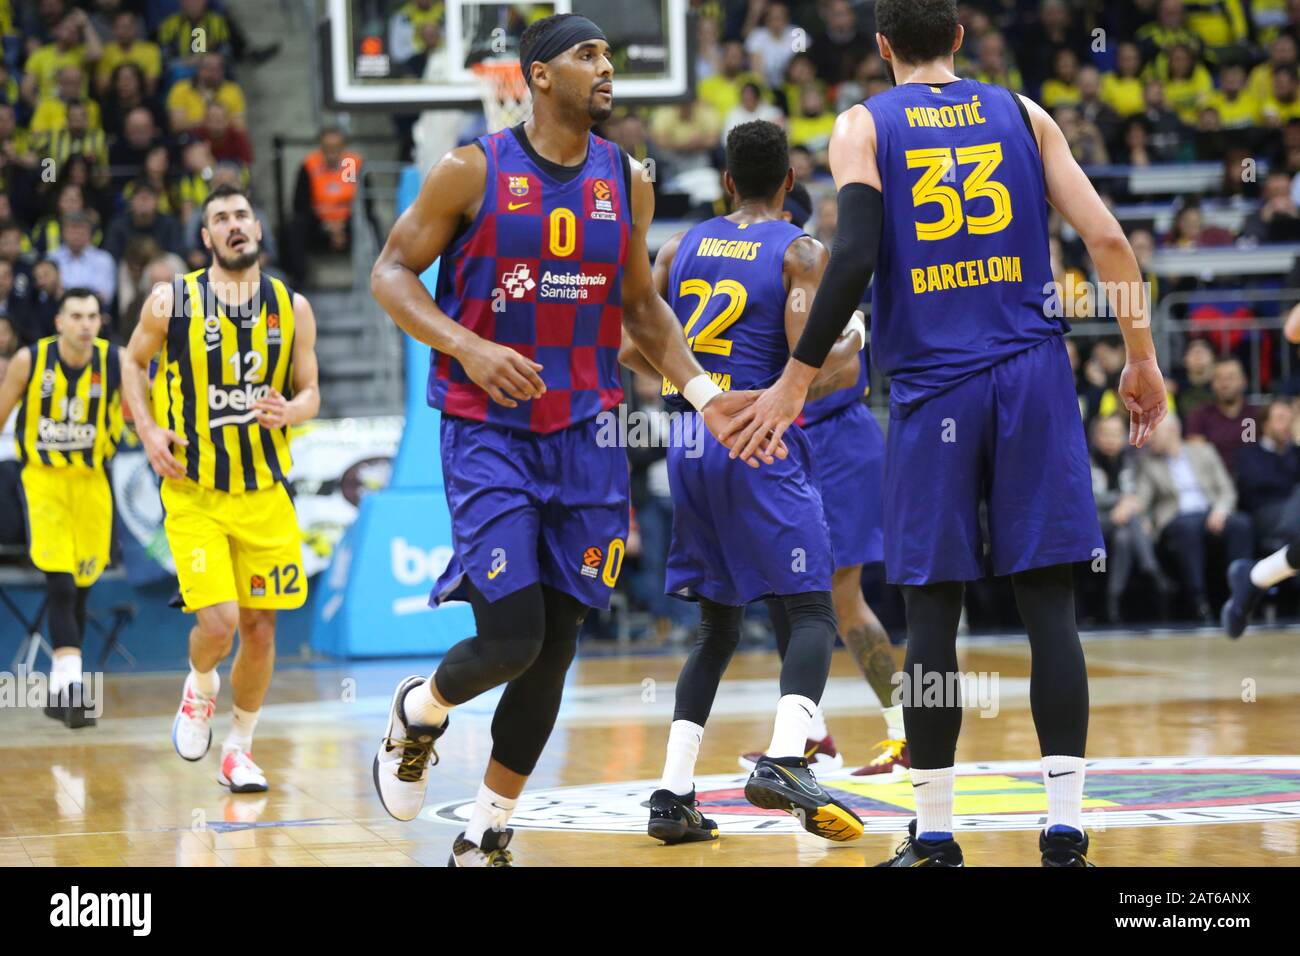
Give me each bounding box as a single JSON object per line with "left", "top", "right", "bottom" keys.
{"left": 432, "top": 581, "right": 589, "bottom": 776}
{"left": 46, "top": 572, "right": 89, "bottom": 651}
{"left": 673, "top": 592, "right": 836, "bottom": 726}
{"left": 901, "top": 564, "right": 1088, "bottom": 770}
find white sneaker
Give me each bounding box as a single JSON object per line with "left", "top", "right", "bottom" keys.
{"left": 372, "top": 675, "right": 448, "bottom": 822}
{"left": 218, "top": 749, "right": 269, "bottom": 793}
{"left": 172, "top": 676, "right": 214, "bottom": 761}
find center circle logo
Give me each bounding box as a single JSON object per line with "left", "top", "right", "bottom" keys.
{"left": 428, "top": 756, "right": 1300, "bottom": 835}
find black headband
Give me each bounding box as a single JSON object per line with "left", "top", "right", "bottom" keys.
{"left": 521, "top": 16, "right": 608, "bottom": 86}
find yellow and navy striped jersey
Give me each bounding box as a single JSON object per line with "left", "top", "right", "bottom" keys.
{"left": 16, "top": 336, "right": 123, "bottom": 469}
{"left": 151, "top": 269, "right": 296, "bottom": 494}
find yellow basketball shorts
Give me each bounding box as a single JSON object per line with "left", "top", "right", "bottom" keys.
{"left": 21, "top": 464, "right": 113, "bottom": 587}
{"left": 161, "top": 478, "right": 307, "bottom": 612}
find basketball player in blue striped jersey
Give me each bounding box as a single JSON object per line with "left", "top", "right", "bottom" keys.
{"left": 622, "top": 121, "right": 868, "bottom": 844}
{"left": 726, "top": 0, "right": 1167, "bottom": 866}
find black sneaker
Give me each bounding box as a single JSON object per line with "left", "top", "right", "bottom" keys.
{"left": 448, "top": 828, "right": 515, "bottom": 867}
{"left": 647, "top": 788, "right": 719, "bottom": 845}
{"left": 876, "top": 820, "right": 964, "bottom": 867}
{"left": 1040, "top": 827, "right": 1094, "bottom": 867}
{"left": 1222, "top": 559, "right": 1265, "bottom": 639}
{"left": 744, "top": 755, "right": 864, "bottom": 842}
{"left": 43, "top": 683, "right": 96, "bottom": 729}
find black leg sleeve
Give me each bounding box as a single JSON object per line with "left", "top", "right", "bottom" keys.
{"left": 489, "top": 587, "right": 589, "bottom": 776}
{"left": 45, "top": 572, "right": 82, "bottom": 651}
{"left": 900, "top": 581, "right": 965, "bottom": 769}
{"left": 672, "top": 598, "right": 744, "bottom": 725}
{"left": 776, "top": 590, "right": 836, "bottom": 702}
{"left": 1011, "top": 563, "right": 1088, "bottom": 758}
{"left": 432, "top": 581, "right": 546, "bottom": 705}
{"left": 765, "top": 596, "right": 791, "bottom": 661}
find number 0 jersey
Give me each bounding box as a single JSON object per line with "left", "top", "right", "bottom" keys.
{"left": 865, "top": 79, "right": 1063, "bottom": 410}
{"left": 151, "top": 269, "right": 296, "bottom": 494}
{"left": 15, "top": 335, "right": 123, "bottom": 469}
{"left": 430, "top": 124, "right": 632, "bottom": 434}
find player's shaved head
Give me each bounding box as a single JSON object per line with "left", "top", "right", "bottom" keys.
{"left": 876, "top": 0, "right": 959, "bottom": 65}
{"left": 725, "top": 121, "right": 790, "bottom": 201}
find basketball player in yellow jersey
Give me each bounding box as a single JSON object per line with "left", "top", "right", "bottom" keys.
{"left": 0, "top": 289, "right": 123, "bottom": 729}
{"left": 120, "top": 184, "right": 321, "bottom": 793}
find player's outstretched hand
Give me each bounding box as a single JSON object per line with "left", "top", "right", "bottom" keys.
{"left": 1118, "top": 356, "right": 1167, "bottom": 448}
{"left": 701, "top": 390, "right": 788, "bottom": 468}
{"left": 460, "top": 337, "right": 546, "bottom": 408}
{"left": 253, "top": 388, "right": 290, "bottom": 429}
{"left": 719, "top": 378, "right": 805, "bottom": 466}
{"left": 141, "top": 424, "right": 187, "bottom": 480}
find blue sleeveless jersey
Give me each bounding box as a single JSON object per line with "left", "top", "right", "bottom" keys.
{"left": 430, "top": 127, "right": 630, "bottom": 433}
{"left": 865, "top": 79, "right": 1063, "bottom": 409}
{"left": 663, "top": 216, "right": 803, "bottom": 410}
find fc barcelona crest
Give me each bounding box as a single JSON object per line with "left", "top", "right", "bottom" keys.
{"left": 509, "top": 175, "right": 531, "bottom": 197}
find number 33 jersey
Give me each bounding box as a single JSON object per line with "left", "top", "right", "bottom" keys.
{"left": 866, "top": 79, "right": 1063, "bottom": 411}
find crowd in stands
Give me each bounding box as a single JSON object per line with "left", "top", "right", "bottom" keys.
{"left": 599, "top": 0, "right": 1300, "bottom": 637}
{"left": 0, "top": 0, "right": 281, "bottom": 365}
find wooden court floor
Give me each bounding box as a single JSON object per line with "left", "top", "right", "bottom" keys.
{"left": 1, "top": 630, "right": 1298, "bottom": 866}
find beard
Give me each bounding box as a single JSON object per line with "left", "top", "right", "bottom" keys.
{"left": 587, "top": 90, "right": 613, "bottom": 122}
{"left": 213, "top": 242, "right": 259, "bottom": 271}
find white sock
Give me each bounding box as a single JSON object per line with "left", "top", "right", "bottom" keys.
{"left": 911, "top": 766, "right": 955, "bottom": 839}
{"left": 50, "top": 652, "right": 82, "bottom": 695}
{"left": 767, "top": 694, "right": 817, "bottom": 759}
{"left": 402, "top": 673, "right": 451, "bottom": 728}
{"left": 224, "top": 705, "right": 260, "bottom": 754}
{"left": 189, "top": 663, "right": 219, "bottom": 699}
{"left": 659, "top": 719, "right": 703, "bottom": 795}
{"left": 881, "top": 703, "right": 906, "bottom": 741}
{"left": 1042, "top": 755, "right": 1086, "bottom": 834}
{"left": 1251, "top": 546, "right": 1296, "bottom": 588}
{"left": 464, "top": 783, "right": 517, "bottom": 847}
{"left": 809, "top": 705, "right": 829, "bottom": 742}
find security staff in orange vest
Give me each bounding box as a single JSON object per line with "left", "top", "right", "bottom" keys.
{"left": 285, "top": 126, "right": 363, "bottom": 286}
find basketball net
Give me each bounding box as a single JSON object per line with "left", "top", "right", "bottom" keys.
{"left": 472, "top": 58, "right": 532, "bottom": 132}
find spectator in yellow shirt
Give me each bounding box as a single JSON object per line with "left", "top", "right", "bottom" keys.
{"left": 697, "top": 40, "right": 767, "bottom": 120}
{"left": 647, "top": 100, "right": 722, "bottom": 157}
{"left": 972, "top": 32, "right": 1024, "bottom": 92}
{"left": 1183, "top": 0, "right": 1249, "bottom": 52}
{"left": 1160, "top": 43, "right": 1214, "bottom": 123}
{"left": 31, "top": 102, "right": 107, "bottom": 170}
{"left": 30, "top": 67, "right": 102, "bottom": 131}
{"left": 157, "top": 0, "right": 232, "bottom": 68}
{"left": 1040, "top": 48, "right": 1083, "bottom": 110}
{"left": 166, "top": 53, "right": 245, "bottom": 132}
{"left": 1249, "top": 34, "right": 1298, "bottom": 103}
{"left": 96, "top": 11, "right": 161, "bottom": 96}
{"left": 1263, "top": 65, "right": 1300, "bottom": 125}
{"left": 787, "top": 86, "right": 837, "bottom": 163}
{"left": 1101, "top": 41, "right": 1147, "bottom": 117}
{"left": 21, "top": 9, "right": 101, "bottom": 105}
{"left": 1205, "top": 62, "right": 1261, "bottom": 128}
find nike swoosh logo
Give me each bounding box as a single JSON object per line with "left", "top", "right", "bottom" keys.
{"left": 507, "top": 202, "right": 531, "bottom": 210}
{"left": 913, "top": 781, "right": 930, "bottom": 787}
{"left": 774, "top": 764, "right": 822, "bottom": 797}
{"left": 797, "top": 704, "right": 814, "bottom": 719}
{"left": 487, "top": 565, "right": 505, "bottom": 580}
{"left": 1047, "top": 770, "right": 1076, "bottom": 778}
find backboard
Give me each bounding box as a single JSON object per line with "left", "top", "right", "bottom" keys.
{"left": 323, "top": 0, "right": 693, "bottom": 109}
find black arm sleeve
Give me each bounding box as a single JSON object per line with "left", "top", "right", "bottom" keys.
{"left": 791, "top": 183, "right": 883, "bottom": 368}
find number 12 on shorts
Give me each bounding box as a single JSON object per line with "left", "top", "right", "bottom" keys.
{"left": 250, "top": 564, "right": 301, "bottom": 597}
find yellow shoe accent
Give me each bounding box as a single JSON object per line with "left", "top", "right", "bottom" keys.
{"left": 810, "top": 804, "right": 865, "bottom": 842}
{"left": 867, "top": 738, "right": 906, "bottom": 767}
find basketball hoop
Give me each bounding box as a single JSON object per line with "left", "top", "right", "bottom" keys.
{"left": 471, "top": 58, "right": 532, "bottom": 133}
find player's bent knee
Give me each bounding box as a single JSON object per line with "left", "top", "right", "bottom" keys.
{"left": 480, "top": 634, "right": 546, "bottom": 683}
{"left": 194, "top": 603, "right": 239, "bottom": 644}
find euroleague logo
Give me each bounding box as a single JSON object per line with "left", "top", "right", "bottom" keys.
{"left": 590, "top": 178, "right": 616, "bottom": 221}
{"left": 428, "top": 756, "right": 1300, "bottom": 835}
{"left": 580, "top": 545, "right": 603, "bottom": 579}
